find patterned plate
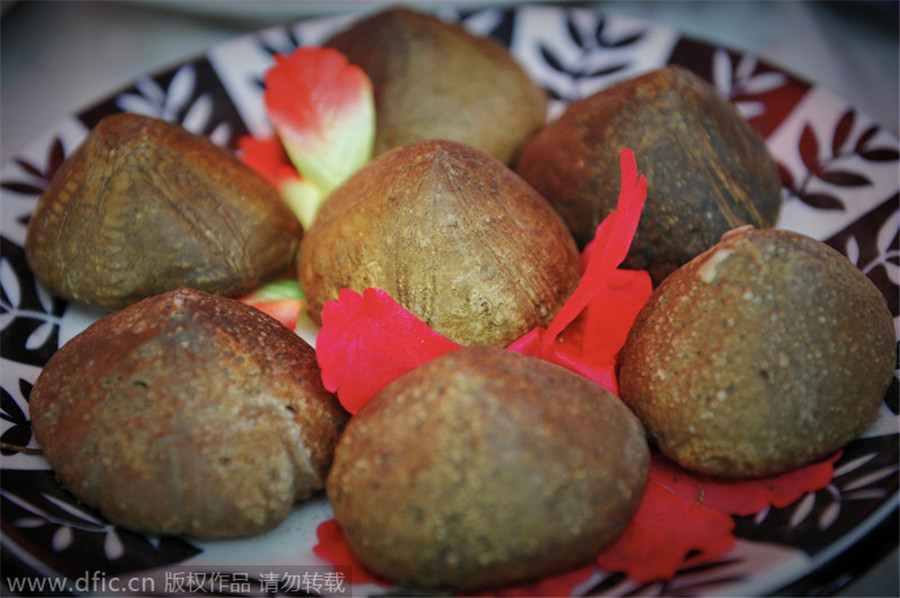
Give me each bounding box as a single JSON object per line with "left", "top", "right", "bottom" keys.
{"left": 1, "top": 4, "right": 897, "bottom": 597}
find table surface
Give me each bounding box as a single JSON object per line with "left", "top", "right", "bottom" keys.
{"left": 1, "top": 1, "right": 898, "bottom": 596}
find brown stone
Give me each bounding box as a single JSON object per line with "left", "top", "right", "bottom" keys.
{"left": 326, "top": 7, "right": 548, "bottom": 165}
{"left": 517, "top": 65, "right": 782, "bottom": 285}
{"left": 25, "top": 113, "right": 302, "bottom": 309}
{"left": 617, "top": 227, "right": 895, "bottom": 477}
{"left": 298, "top": 139, "right": 581, "bottom": 347}
{"left": 29, "top": 288, "right": 349, "bottom": 538}
{"left": 327, "top": 346, "right": 649, "bottom": 589}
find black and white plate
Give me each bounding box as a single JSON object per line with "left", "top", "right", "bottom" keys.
{"left": 1, "top": 4, "right": 897, "bottom": 596}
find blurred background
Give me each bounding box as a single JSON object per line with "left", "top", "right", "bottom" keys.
{"left": 1, "top": 0, "right": 897, "bottom": 163}
{"left": 1, "top": 1, "right": 898, "bottom": 596}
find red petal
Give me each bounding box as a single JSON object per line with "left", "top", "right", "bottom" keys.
{"left": 539, "top": 148, "right": 647, "bottom": 354}
{"left": 596, "top": 451, "right": 840, "bottom": 582}
{"left": 507, "top": 149, "right": 650, "bottom": 394}
{"left": 651, "top": 451, "right": 841, "bottom": 516}
{"left": 264, "top": 47, "right": 370, "bottom": 148}
{"left": 313, "top": 519, "right": 389, "bottom": 586}
{"left": 509, "top": 268, "right": 652, "bottom": 394}
{"left": 556, "top": 268, "right": 652, "bottom": 392}
{"left": 596, "top": 477, "right": 736, "bottom": 582}
{"left": 237, "top": 134, "right": 300, "bottom": 187}
{"left": 315, "top": 288, "right": 462, "bottom": 413}
{"left": 578, "top": 269, "right": 652, "bottom": 361}
{"left": 262, "top": 46, "right": 375, "bottom": 201}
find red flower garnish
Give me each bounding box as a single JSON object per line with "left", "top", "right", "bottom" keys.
{"left": 316, "top": 288, "right": 462, "bottom": 414}
{"left": 237, "top": 134, "right": 300, "bottom": 188}
{"left": 596, "top": 476, "right": 737, "bottom": 581}
{"left": 238, "top": 134, "right": 324, "bottom": 228}
{"left": 649, "top": 450, "right": 842, "bottom": 516}
{"left": 507, "top": 149, "right": 650, "bottom": 395}
{"left": 264, "top": 46, "right": 374, "bottom": 198}
{"left": 240, "top": 47, "right": 375, "bottom": 229}
{"left": 525, "top": 145, "right": 647, "bottom": 356}
{"left": 596, "top": 451, "right": 841, "bottom": 581}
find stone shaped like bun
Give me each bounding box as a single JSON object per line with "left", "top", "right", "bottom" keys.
{"left": 298, "top": 139, "right": 581, "bottom": 347}
{"left": 325, "top": 7, "right": 547, "bottom": 165}
{"left": 327, "top": 345, "right": 649, "bottom": 590}
{"left": 516, "top": 66, "right": 782, "bottom": 285}
{"left": 617, "top": 227, "right": 895, "bottom": 478}
{"left": 25, "top": 113, "right": 303, "bottom": 310}
{"left": 29, "top": 288, "right": 349, "bottom": 538}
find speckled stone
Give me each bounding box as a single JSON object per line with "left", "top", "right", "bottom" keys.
{"left": 617, "top": 227, "right": 895, "bottom": 478}
{"left": 30, "top": 288, "right": 348, "bottom": 538}
{"left": 516, "top": 65, "right": 782, "bottom": 286}
{"left": 299, "top": 139, "right": 581, "bottom": 347}
{"left": 327, "top": 345, "right": 649, "bottom": 590}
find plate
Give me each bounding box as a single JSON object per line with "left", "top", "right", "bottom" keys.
{"left": 1, "top": 4, "right": 897, "bottom": 596}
